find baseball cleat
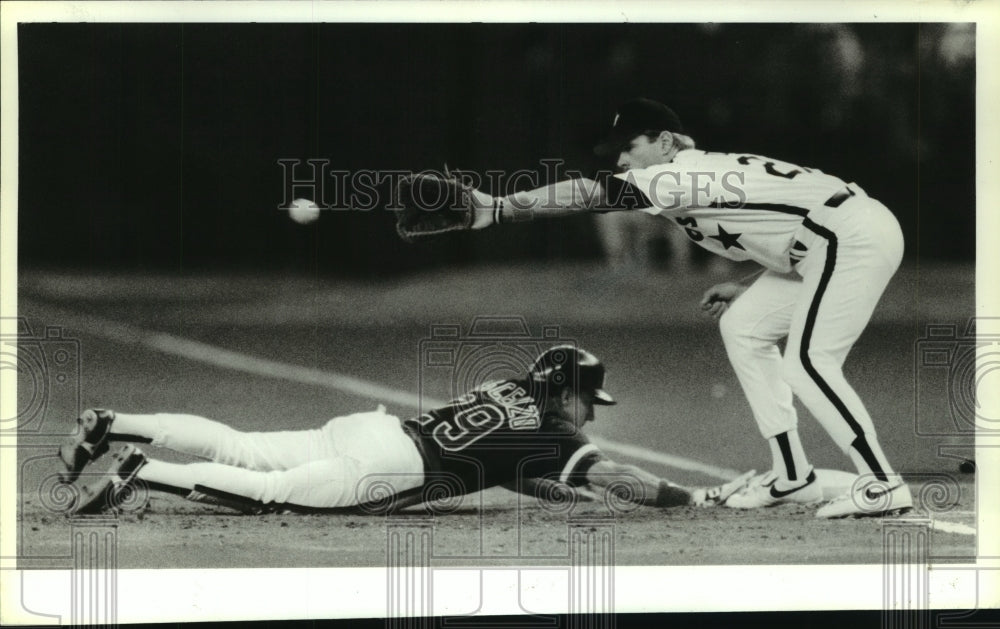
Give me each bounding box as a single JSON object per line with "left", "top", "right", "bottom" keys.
{"left": 725, "top": 469, "right": 823, "bottom": 509}
{"left": 692, "top": 469, "right": 756, "bottom": 507}
{"left": 58, "top": 409, "right": 116, "bottom": 483}
{"left": 66, "top": 444, "right": 147, "bottom": 516}
{"left": 815, "top": 481, "right": 913, "bottom": 519}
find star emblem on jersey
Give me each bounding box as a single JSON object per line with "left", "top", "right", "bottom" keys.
{"left": 709, "top": 225, "right": 746, "bottom": 250}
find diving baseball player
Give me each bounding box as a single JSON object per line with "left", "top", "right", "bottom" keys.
{"left": 459, "top": 98, "right": 912, "bottom": 518}
{"left": 59, "top": 345, "right": 753, "bottom": 515}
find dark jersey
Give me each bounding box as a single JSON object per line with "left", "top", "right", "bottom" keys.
{"left": 402, "top": 379, "right": 604, "bottom": 496}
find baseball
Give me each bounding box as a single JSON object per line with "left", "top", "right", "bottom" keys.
{"left": 288, "top": 198, "right": 321, "bottom": 224}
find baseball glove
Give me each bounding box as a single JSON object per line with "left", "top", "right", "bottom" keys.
{"left": 395, "top": 171, "right": 479, "bottom": 243}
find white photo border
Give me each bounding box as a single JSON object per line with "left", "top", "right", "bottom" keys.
{"left": 1, "top": 0, "right": 997, "bottom": 623}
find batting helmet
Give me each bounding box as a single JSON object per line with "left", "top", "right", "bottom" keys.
{"left": 528, "top": 345, "right": 616, "bottom": 405}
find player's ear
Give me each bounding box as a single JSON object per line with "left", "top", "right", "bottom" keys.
{"left": 672, "top": 133, "right": 696, "bottom": 150}
{"left": 657, "top": 130, "right": 675, "bottom": 154}
{"left": 559, "top": 387, "right": 574, "bottom": 407}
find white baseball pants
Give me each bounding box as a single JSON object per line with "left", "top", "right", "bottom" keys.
{"left": 719, "top": 198, "right": 904, "bottom": 476}
{"left": 117, "top": 407, "right": 425, "bottom": 509}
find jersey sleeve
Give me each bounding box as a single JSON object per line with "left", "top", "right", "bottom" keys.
{"left": 520, "top": 420, "right": 607, "bottom": 487}
{"left": 600, "top": 171, "right": 655, "bottom": 211}
{"left": 558, "top": 443, "right": 605, "bottom": 486}
{"left": 606, "top": 151, "right": 743, "bottom": 214}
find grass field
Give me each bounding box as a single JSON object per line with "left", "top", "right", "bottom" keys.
{"left": 12, "top": 262, "right": 978, "bottom": 568}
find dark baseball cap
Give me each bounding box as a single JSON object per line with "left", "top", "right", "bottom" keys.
{"left": 529, "top": 345, "right": 616, "bottom": 405}
{"left": 593, "top": 98, "right": 684, "bottom": 157}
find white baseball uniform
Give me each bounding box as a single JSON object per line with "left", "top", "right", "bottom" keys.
{"left": 606, "top": 149, "right": 902, "bottom": 482}
{"left": 114, "top": 407, "right": 426, "bottom": 509}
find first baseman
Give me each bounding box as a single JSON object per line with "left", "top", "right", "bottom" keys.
{"left": 59, "top": 345, "right": 753, "bottom": 515}
{"left": 466, "top": 98, "right": 912, "bottom": 518}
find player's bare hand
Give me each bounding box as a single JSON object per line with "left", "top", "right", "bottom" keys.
{"left": 692, "top": 469, "right": 757, "bottom": 507}
{"left": 574, "top": 484, "right": 601, "bottom": 502}
{"left": 699, "top": 281, "right": 747, "bottom": 319}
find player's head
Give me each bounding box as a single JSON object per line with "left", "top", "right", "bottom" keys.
{"left": 529, "top": 345, "right": 616, "bottom": 427}
{"left": 593, "top": 98, "right": 691, "bottom": 171}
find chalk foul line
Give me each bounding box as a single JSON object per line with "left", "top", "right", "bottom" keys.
{"left": 35, "top": 302, "right": 738, "bottom": 480}
{"left": 27, "top": 300, "right": 977, "bottom": 533}
{"left": 928, "top": 519, "right": 977, "bottom": 536}
{"left": 148, "top": 331, "right": 741, "bottom": 480}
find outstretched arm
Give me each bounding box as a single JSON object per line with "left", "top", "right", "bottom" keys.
{"left": 501, "top": 477, "right": 598, "bottom": 502}
{"left": 471, "top": 178, "right": 620, "bottom": 229}
{"left": 585, "top": 459, "right": 755, "bottom": 508}
{"left": 469, "top": 134, "right": 697, "bottom": 230}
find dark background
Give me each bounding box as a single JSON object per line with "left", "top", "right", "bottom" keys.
{"left": 14, "top": 22, "right": 981, "bottom": 573}
{"left": 18, "top": 23, "right": 975, "bottom": 275}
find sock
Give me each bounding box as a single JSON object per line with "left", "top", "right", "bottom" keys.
{"left": 110, "top": 413, "right": 163, "bottom": 443}
{"left": 768, "top": 430, "right": 812, "bottom": 485}
{"left": 848, "top": 434, "right": 895, "bottom": 483}
{"left": 103, "top": 412, "right": 153, "bottom": 443}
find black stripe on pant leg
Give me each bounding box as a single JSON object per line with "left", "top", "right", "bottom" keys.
{"left": 191, "top": 483, "right": 270, "bottom": 513}
{"left": 144, "top": 480, "right": 192, "bottom": 498}
{"left": 775, "top": 431, "right": 797, "bottom": 481}
{"left": 851, "top": 435, "right": 889, "bottom": 482}
{"left": 798, "top": 223, "right": 889, "bottom": 483}
{"left": 798, "top": 219, "right": 890, "bottom": 479}
{"left": 109, "top": 433, "right": 153, "bottom": 444}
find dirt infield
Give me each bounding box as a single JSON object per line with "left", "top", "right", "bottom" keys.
{"left": 16, "top": 481, "right": 977, "bottom": 569}
{"left": 12, "top": 263, "right": 979, "bottom": 569}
